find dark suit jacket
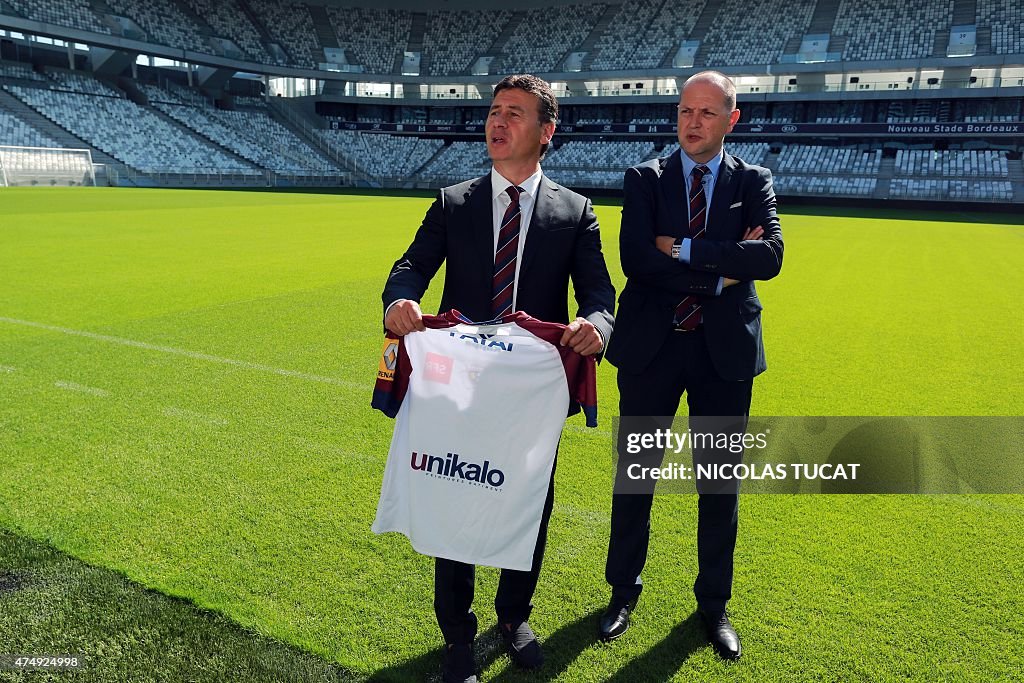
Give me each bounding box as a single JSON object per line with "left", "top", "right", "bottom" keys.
{"left": 605, "top": 150, "right": 783, "bottom": 381}
{"left": 383, "top": 173, "right": 615, "bottom": 345}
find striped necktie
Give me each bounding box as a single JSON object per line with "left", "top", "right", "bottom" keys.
{"left": 491, "top": 185, "right": 523, "bottom": 319}
{"left": 674, "top": 164, "right": 710, "bottom": 331}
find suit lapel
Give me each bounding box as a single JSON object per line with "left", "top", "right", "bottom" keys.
{"left": 518, "top": 174, "right": 558, "bottom": 283}
{"left": 659, "top": 150, "right": 688, "bottom": 237}
{"left": 706, "top": 153, "right": 737, "bottom": 238}
{"left": 467, "top": 174, "right": 495, "bottom": 290}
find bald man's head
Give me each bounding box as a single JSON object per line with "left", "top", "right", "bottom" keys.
{"left": 683, "top": 71, "right": 737, "bottom": 111}
{"left": 676, "top": 71, "right": 741, "bottom": 163}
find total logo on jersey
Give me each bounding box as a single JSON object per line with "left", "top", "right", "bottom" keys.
{"left": 410, "top": 450, "right": 506, "bottom": 489}
{"left": 448, "top": 332, "right": 514, "bottom": 353}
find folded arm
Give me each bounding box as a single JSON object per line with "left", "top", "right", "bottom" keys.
{"left": 686, "top": 168, "right": 784, "bottom": 282}
{"left": 619, "top": 167, "right": 722, "bottom": 298}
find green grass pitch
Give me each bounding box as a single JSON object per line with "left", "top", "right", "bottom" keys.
{"left": 0, "top": 187, "right": 1021, "bottom": 681}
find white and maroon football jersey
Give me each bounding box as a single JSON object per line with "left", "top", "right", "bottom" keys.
{"left": 371, "top": 310, "right": 597, "bottom": 571}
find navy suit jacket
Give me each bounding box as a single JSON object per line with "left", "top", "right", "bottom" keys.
{"left": 605, "top": 150, "right": 783, "bottom": 381}
{"left": 383, "top": 173, "right": 615, "bottom": 344}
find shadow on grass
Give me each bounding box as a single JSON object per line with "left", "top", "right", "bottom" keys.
{"left": 368, "top": 609, "right": 603, "bottom": 682}
{"left": 603, "top": 611, "right": 707, "bottom": 682}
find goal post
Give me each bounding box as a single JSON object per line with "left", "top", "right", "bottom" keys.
{"left": 0, "top": 145, "right": 96, "bottom": 187}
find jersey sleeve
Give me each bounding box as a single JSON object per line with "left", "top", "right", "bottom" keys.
{"left": 560, "top": 348, "right": 598, "bottom": 428}
{"left": 371, "top": 334, "right": 412, "bottom": 418}
{"left": 371, "top": 312, "right": 464, "bottom": 418}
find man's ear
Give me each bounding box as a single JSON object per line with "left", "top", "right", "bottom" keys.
{"left": 541, "top": 121, "right": 555, "bottom": 144}
{"left": 726, "top": 108, "right": 741, "bottom": 131}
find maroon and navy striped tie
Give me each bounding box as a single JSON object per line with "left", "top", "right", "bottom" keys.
{"left": 674, "top": 165, "right": 710, "bottom": 331}
{"left": 491, "top": 185, "right": 523, "bottom": 319}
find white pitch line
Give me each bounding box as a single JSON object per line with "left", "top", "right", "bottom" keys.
{"left": 163, "top": 406, "right": 229, "bottom": 427}
{"left": 54, "top": 380, "right": 109, "bottom": 397}
{"left": 0, "top": 316, "right": 362, "bottom": 389}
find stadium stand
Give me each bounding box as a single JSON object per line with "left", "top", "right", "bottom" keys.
{"left": 889, "top": 178, "right": 1014, "bottom": 200}
{"left": 894, "top": 149, "right": 1009, "bottom": 177}
{"left": 3, "top": 0, "right": 110, "bottom": 35}
{"left": 589, "top": 0, "right": 667, "bottom": 72}
{"left": 155, "top": 99, "right": 339, "bottom": 174}
{"left": 703, "top": 0, "right": 816, "bottom": 66}
{"left": 419, "top": 141, "right": 490, "bottom": 181}
{"left": 978, "top": 0, "right": 1024, "bottom": 55}
{"left": 138, "top": 83, "right": 189, "bottom": 105}
{"left": 314, "top": 130, "right": 442, "bottom": 178}
{"left": 0, "top": 62, "right": 50, "bottom": 83}
{"left": 422, "top": 9, "right": 512, "bottom": 76}
{"left": 629, "top": 0, "right": 705, "bottom": 70}
{"left": 499, "top": 5, "right": 606, "bottom": 74}
{"left": 0, "top": 0, "right": 1020, "bottom": 201}
{"left": 45, "top": 71, "right": 122, "bottom": 97}
{"left": 103, "top": 0, "right": 209, "bottom": 53}
{"left": 5, "top": 84, "right": 260, "bottom": 175}
{"left": 546, "top": 169, "right": 624, "bottom": 188}
{"left": 776, "top": 145, "right": 882, "bottom": 175}
{"left": 184, "top": 0, "right": 270, "bottom": 63}
{"left": 773, "top": 175, "right": 878, "bottom": 196}
{"left": 0, "top": 0, "right": 1021, "bottom": 74}
{"left": 248, "top": 0, "right": 321, "bottom": 68}
{"left": 661, "top": 142, "right": 771, "bottom": 166}
{"left": 0, "top": 111, "right": 61, "bottom": 148}
{"left": 325, "top": 7, "right": 411, "bottom": 75}
{"left": 234, "top": 97, "right": 268, "bottom": 108}
{"left": 545, "top": 140, "right": 656, "bottom": 169}
{"left": 833, "top": 0, "right": 954, "bottom": 61}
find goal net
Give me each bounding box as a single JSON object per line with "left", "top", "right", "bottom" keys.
{"left": 0, "top": 145, "right": 96, "bottom": 187}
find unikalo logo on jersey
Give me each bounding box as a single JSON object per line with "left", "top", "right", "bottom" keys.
{"left": 448, "top": 332, "right": 514, "bottom": 352}
{"left": 410, "top": 451, "right": 505, "bottom": 489}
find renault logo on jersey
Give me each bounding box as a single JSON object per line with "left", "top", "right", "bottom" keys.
{"left": 378, "top": 338, "right": 399, "bottom": 381}
{"left": 448, "top": 332, "right": 514, "bottom": 352}
{"left": 410, "top": 450, "right": 505, "bottom": 489}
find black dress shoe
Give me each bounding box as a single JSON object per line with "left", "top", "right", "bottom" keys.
{"left": 441, "top": 642, "right": 478, "bottom": 683}
{"left": 500, "top": 620, "right": 544, "bottom": 670}
{"left": 598, "top": 596, "right": 638, "bottom": 641}
{"left": 700, "top": 610, "right": 741, "bottom": 660}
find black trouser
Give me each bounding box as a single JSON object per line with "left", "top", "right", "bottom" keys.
{"left": 605, "top": 330, "right": 752, "bottom": 615}
{"left": 433, "top": 463, "right": 556, "bottom": 645}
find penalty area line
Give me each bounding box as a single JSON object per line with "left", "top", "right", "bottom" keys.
{"left": 0, "top": 317, "right": 361, "bottom": 390}
{"left": 54, "top": 380, "right": 110, "bottom": 397}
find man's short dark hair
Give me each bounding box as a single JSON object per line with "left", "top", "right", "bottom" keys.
{"left": 493, "top": 74, "right": 558, "bottom": 159}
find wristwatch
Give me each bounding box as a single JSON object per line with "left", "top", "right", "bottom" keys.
{"left": 671, "top": 239, "right": 682, "bottom": 260}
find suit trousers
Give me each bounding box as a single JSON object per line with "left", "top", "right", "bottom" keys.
{"left": 606, "top": 329, "right": 752, "bottom": 614}
{"left": 433, "top": 461, "right": 556, "bottom": 644}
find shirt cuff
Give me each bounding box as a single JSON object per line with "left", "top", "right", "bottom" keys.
{"left": 676, "top": 238, "right": 692, "bottom": 264}
{"left": 384, "top": 299, "right": 406, "bottom": 320}
{"left": 715, "top": 277, "right": 724, "bottom": 296}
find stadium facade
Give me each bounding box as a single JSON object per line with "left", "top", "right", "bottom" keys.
{"left": 0, "top": 0, "right": 1021, "bottom": 204}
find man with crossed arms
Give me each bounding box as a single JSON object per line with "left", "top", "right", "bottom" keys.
{"left": 600, "top": 71, "right": 784, "bottom": 660}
